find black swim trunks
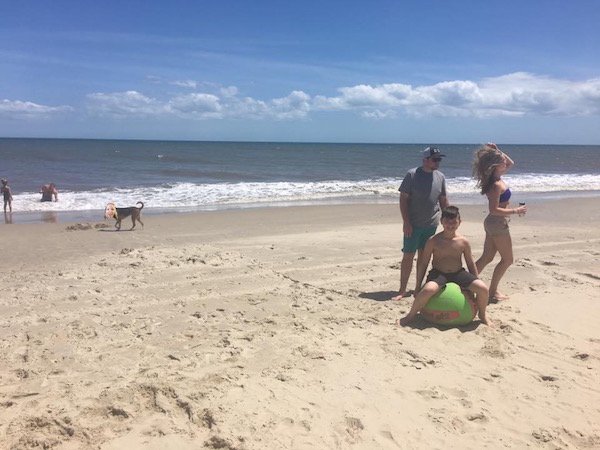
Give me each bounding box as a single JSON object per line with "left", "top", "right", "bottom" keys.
{"left": 425, "top": 268, "right": 478, "bottom": 289}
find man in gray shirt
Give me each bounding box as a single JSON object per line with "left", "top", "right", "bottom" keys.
{"left": 391, "top": 146, "right": 449, "bottom": 300}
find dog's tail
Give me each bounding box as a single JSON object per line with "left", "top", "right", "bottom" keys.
{"left": 136, "top": 201, "right": 144, "bottom": 210}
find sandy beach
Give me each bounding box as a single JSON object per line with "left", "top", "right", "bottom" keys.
{"left": 1, "top": 198, "right": 599, "bottom": 449}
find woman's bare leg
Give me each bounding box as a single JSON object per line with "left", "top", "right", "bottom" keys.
{"left": 488, "top": 233, "right": 514, "bottom": 300}
{"left": 476, "top": 232, "right": 497, "bottom": 274}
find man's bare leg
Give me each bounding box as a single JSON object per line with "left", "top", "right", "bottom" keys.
{"left": 391, "top": 251, "right": 415, "bottom": 300}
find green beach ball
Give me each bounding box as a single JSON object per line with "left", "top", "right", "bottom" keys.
{"left": 421, "top": 282, "right": 478, "bottom": 326}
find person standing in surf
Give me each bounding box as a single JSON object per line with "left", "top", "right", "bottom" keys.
{"left": 40, "top": 183, "right": 58, "bottom": 202}
{"left": 2, "top": 179, "right": 13, "bottom": 213}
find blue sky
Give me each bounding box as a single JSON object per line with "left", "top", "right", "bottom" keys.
{"left": 1, "top": 0, "right": 599, "bottom": 143}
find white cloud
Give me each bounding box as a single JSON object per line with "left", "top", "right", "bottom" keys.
{"left": 315, "top": 73, "right": 600, "bottom": 118}
{"left": 170, "top": 79, "right": 198, "bottom": 89}
{"left": 86, "top": 91, "right": 167, "bottom": 117}
{"left": 220, "top": 86, "right": 238, "bottom": 97}
{"left": 0, "top": 99, "right": 73, "bottom": 119}
{"left": 270, "top": 91, "right": 311, "bottom": 119}
{"left": 416, "top": 81, "right": 482, "bottom": 107}
{"left": 477, "top": 72, "right": 600, "bottom": 116}
{"left": 361, "top": 109, "right": 396, "bottom": 119}
{"left": 146, "top": 76, "right": 202, "bottom": 89}
{"left": 339, "top": 84, "right": 405, "bottom": 107}
{"left": 168, "top": 93, "right": 222, "bottom": 118}
{"left": 228, "top": 96, "right": 269, "bottom": 118}
{"left": 84, "top": 73, "right": 600, "bottom": 121}
{"left": 86, "top": 87, "right": 312, "bottom": 120}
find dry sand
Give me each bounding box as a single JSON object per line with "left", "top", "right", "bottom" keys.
{"left": 0, "top": 199, "right": 599, "bottom": 449}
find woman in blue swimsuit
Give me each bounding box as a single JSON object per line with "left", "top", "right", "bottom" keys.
{"left": 472, "top": 143, "right": 527, "bottom": 301}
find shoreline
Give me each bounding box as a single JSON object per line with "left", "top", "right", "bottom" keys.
{"left": 3, "top": 190, "right": 600, "bottom": 225}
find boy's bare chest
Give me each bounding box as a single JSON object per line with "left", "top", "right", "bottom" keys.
{"left": 435, "top": 238, "right": 463, "bottom": 257}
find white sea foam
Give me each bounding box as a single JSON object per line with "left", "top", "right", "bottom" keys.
{"left": 449, "top": 173, "right": 600, "bottom": 195}
{"left": 10, "top": 173, "right": 600, "bottom": 212}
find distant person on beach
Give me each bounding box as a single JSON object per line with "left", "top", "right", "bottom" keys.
{"left": 472, "top": 143, "right": 527, "bottom": 302}
{"left": 40, "top": 183, "right": 58, "bottom": 202}
{"left": 391, "top": 147, "right": 449, "bottom": 301}
{"left": 1, "top": 179, "right": 12, "bottom": 212}
{"left": 397, "top": 206, "right": 492, "bottom": 326}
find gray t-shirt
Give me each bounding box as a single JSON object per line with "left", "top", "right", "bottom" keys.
{"left": 399, "top": 167, "right": 447, "bottom": 228}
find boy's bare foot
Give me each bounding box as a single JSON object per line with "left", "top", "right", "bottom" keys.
{"left": 480, "top": 316, "right": 494, "bottom": 327}
{"left": 395, "top": 315, "right": 415, "bottom": 326}
{"left": 391, "top": 290, "right": 413, "bottom": 301}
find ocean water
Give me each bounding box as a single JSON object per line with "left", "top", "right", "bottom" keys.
{"left": 1, "top": 138, "right": 599, "bottom": 223}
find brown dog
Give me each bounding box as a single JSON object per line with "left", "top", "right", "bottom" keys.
{"left": 105, "top": 201, "right": 144, "bottom": 230}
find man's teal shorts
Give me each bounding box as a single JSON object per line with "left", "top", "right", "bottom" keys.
{"left": 403, "top": 226, "right": 437, "bottom": 253}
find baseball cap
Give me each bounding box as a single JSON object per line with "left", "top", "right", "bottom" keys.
{"left": 422, "top": 146, "right": 446, "bottom": 158}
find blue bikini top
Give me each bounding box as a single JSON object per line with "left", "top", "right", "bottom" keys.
{"left": 499, "top": 188, "right": 511, "bottom": 203}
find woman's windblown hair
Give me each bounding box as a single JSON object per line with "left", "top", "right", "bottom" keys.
{"left": 472, "top": 144, "right": 505, "bottom": 194}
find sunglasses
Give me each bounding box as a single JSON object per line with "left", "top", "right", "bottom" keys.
{"left": 430, "top": 157, "right": 442, "bottom": 162}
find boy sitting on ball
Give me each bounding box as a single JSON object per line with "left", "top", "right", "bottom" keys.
{"left": 398, "top": 206, "right": 492, "bottom": 327}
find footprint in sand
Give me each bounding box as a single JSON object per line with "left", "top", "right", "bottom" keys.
{"left": 532, "top": 428, "right": 558, "bottom": 443}
{"left": 480, "top": 335, "right": 508, "bottom": 359}
{"left": 498, "top": 323, "right": 515, "bottom": 334}
{"left": 427, "top": 409, "right": 466, "bottom": 433}
{"left": 466, "top": 412, "right": 489, "bottom": 423}
{"left": 530, "top": 427, "right": 600, "bottom": 447}
{"left": 200, "top": 408, "right": 217, "bottom": 429}
{"left": 416, "top": 387, "right": 447, "bottom": 400}
{"left": 577, "top": 272, "right": 600, "bottom": 281}
{"left": 378, "top": 429, "right": 400, "bottom": 445}
{"left": 482, "top": 371, "right": 502, "bottom": 382}
{"left": 540, "top": 260, "right": 559, "bottom": 266}
{"left": 204, "top": 436, "right": 239, "bottom": 450}
{"left": 402, "top": 350, "right": 437, "bottom": 369}
{"left": 344, "top": 416, "right": 364, "bottom": 441}
{"left": 107, "top": 406, "right": 130, "bottom": 419}
{"left": 6, "top": 414, "right": 80, "bottom": 448}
